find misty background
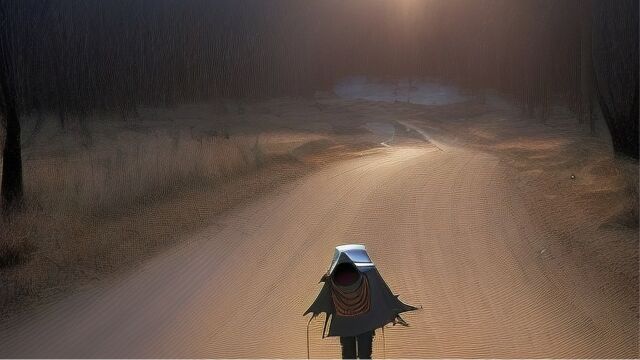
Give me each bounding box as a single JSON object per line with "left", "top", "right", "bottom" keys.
{"left": 2, "top": 0, "right": 637, "bottom": 155}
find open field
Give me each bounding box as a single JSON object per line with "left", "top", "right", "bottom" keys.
{"left": 0, "top": 93, "right": 637, "bottom": 357}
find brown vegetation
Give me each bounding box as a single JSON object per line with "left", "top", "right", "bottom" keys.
{"left": 0, "top": 97, "right": 385, "bottom": 318}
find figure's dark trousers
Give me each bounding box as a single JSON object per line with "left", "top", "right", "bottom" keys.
{"left": 339, "top": 330, "right": 374, "bottom": 359}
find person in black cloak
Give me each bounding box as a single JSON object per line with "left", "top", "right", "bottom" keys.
{"left": 304, "top": 244, "right": 418, "bottom": 359}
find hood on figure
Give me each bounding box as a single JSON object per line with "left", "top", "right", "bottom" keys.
{"left": 304, "top": 244, "right": 418, "bottom": 338}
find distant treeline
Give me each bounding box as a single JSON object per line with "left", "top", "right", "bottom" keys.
{"left": 0, "top": 1, "right": 590, "bottom": 110}
{"left": 0, "top": 0, "right": 638, "bottom": 209}
{"left": 0, "top": 1, "right": 633, "bottom": 112}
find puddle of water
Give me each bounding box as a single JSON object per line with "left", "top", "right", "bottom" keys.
{"left": 365, "top": 121, "right": 395, "bottom": 139}
{"left": 335, "top": 77, "right": 468, "bottom": 106}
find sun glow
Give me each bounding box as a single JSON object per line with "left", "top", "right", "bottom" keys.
{"left": 397, "top": 0, "right": 430, "bottom": 15}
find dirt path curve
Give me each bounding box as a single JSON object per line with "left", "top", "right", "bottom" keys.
{"left": 0, "top": 130, "right": 636, "bottom": 358}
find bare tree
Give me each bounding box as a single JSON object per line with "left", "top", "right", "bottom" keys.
{"left": 579, "top": 0, "right": 594, "bottom": 133}
{"left": 0, "top": 2, "right": 23, "bottom": 213}
{"left": 592, "top": 0, "right": 639, "bottom": 159}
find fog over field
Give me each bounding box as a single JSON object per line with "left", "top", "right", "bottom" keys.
{"left": 0, "top": 1, "right": 637, "bottom": 358}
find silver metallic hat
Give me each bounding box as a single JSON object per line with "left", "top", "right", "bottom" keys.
{"left": 328, "top": 244, "right": 375, "bottom": 274}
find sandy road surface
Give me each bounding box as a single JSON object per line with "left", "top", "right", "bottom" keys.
{"left": 0, "top": 131, "right": 636, "bottom": 358}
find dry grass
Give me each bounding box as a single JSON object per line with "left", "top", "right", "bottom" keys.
{"left": 0, "top": 98, "right": 381, "bottom": 318}
{"left": 25, "top": 133, "right": 265, "bottom": 213}
{"left": 0, "top": 131, "right": 293, "bottom": 314}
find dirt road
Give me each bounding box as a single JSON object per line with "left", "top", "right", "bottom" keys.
{"left": 0, "top": 128, "right": 636, "bottom": 357}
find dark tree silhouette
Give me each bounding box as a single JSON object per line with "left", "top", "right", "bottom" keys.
{"left": 579, "top": 0, "right": 594, "bottom": 131}
{"left": 0, "top": 2, "right": 23, "bottom": 213}
{"left": 592, "top": 0, "right": 639, "bottom": 159}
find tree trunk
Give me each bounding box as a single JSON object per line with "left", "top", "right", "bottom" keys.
{"left": 0, "top": 95, "right": 23, "bottom": 212}
{"left": 579, "top": 0, "right": 594, "bottom": 132}
{"left": 0, "top": 3, "right": 24, "bottom": 213}
{"left": 592, "top": 0, "right": 639, "bottom": 159}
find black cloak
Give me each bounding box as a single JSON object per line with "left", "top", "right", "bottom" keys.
{"left": 304, "top": 245, "right": 418, "bottom": 337}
